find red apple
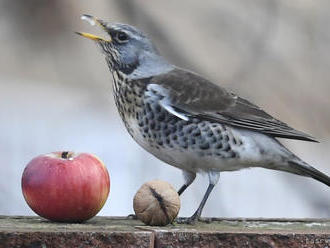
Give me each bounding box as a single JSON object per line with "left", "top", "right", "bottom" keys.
{"left": 21, "top": 151, "right": 110, "bottom": 222}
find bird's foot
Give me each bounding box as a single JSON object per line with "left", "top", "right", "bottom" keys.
{"left": 175, "top": 216, "right": 213, "bottom": 224}
{"left": 175, "top": 211, "right": 200, "bottom": 224}
{"left": 175, "top": 217, "right": 197, "bottom": 225}
{"left": 126, "top": 214, "right": 137, "bottom": 220}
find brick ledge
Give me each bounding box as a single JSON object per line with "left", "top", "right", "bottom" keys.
{"left": 0, "top": 216, "right": 329, "bottom": 248}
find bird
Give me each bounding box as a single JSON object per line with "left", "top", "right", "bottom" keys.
{"left": 76, "top": 14, "right": 330, "bottom": 224}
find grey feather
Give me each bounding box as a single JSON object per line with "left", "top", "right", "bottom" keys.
{"left": 148, "top": 68, "right": 317, "bottom": 142}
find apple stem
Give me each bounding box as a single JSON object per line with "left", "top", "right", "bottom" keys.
{"left": 61, "top": 151, "right": 70, "bottom": 159}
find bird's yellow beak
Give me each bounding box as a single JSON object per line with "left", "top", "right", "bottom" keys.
{"left": 75, "top": 32, "right": 111, "bottom": 42}
{"left": 76, "top": 14, "right": 112, "bottom": 42}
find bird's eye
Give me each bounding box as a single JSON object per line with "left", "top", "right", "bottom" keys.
{"left": 116, "top": 32, "right": 129, "bottom": 42}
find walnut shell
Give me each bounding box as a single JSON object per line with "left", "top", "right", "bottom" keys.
{"left": 133, "top": 180, "right": 180, "bottom": 226}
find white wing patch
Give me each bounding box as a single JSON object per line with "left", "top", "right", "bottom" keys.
{"left": 160, "top": 103, "right": 189, "bottom": 121}
{"left": 146, "top": 84, "right": 189, "bottom": 121}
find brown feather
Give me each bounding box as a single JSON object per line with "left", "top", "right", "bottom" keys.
{"left": 147, "top": 68, "right": 318, "bottom": 142}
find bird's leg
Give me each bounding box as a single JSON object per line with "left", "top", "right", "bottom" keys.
{"left": 178, "top": 170, "right": 196, "bottom": 195}
{"left": 177, "top": 171, "right": 220, "bottom": 224}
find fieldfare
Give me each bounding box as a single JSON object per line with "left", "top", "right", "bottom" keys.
{"left": 77, "top": 14, "right": 330, "bottom": 223}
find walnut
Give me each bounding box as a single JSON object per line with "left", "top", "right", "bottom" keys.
{"left": 133, "top": 180, "right": 180, "bottom": 226}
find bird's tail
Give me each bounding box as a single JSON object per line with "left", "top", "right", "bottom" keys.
{"left": 288, "top": 160, "right": 330, "bottom": 187}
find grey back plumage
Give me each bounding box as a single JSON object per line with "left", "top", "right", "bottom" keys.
{"left": 147, "top": 68, "right": 317, "bottom": 142}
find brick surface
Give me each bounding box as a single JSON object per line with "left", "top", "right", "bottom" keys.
{"left": 0, "top": 216, "right": 329, "bottom": 248}
{"left": 154, "top": 231, "right": 330, "bottom": 248}
{"left": 1, "top": 232, "right": 153, "bottom": 248}
{"left": 0, "top": 216, "right": 153, "bottom": 248}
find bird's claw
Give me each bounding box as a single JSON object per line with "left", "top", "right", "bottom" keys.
{"left": 175, "top": 217, "right": 197, "bottom": 224}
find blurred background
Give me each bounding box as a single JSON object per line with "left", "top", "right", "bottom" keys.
{"left": 1, "top": 0, "right": 330, "bottom": 218}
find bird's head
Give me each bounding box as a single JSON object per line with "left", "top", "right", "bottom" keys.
{"left": 76, "top": 14, "right": 171, "bottom": 78}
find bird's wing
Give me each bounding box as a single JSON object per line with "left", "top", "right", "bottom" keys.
{"left": 147, "top": 68, "right": 317, "bottom": 142}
